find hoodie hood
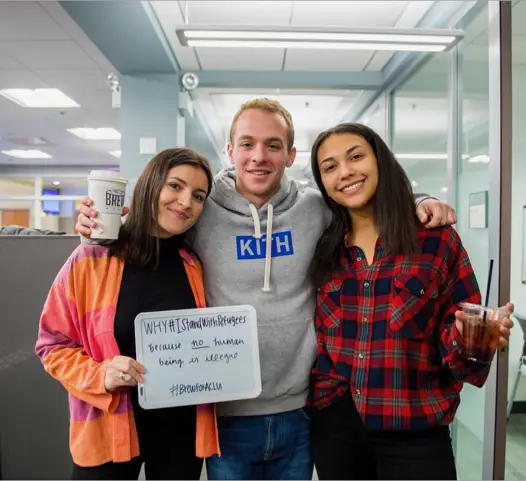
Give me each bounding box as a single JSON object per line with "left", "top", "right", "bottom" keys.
{"left": 209, "top": 166, "right": 299, "bottom": 217}
{"left": 208, "top": 166, "right": 300, "bottom": 292}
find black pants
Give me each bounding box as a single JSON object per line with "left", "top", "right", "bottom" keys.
{"left": 72, "top": 404, "right": 202, "bottom": 480}
{"left": 311, "top": 393, "right": 457, "bottom": 480}
{"left": 72, "top": 453, "right": 202, "bottom": 480}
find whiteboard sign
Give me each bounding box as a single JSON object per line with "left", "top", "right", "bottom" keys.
{"left": 134, "top": 305, "right": 261, "bottom": 409}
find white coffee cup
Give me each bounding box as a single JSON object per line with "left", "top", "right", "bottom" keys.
{"left": 88, "top": 170, "right": 128, "bottom": 240}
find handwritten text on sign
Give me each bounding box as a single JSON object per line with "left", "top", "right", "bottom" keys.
{"left": 134, "top": 305, "right": 261, "bottom": 409}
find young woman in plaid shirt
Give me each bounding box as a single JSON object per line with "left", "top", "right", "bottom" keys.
{"left": 307, "top": 123, "right": 514, "bottom": 480}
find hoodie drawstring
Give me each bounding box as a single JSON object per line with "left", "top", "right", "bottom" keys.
{"left": 248, "top": 204, "right": 262, "bottom": 238}
{"left": 262, "top": 204, "right": 273, "bottom": 292}
{"left": 248, "top": 203, "right": 274, "bottom": 292}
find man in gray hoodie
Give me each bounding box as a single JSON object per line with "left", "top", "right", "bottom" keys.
{"left": 75, "top": 98, "right": 456, "bottom": 480}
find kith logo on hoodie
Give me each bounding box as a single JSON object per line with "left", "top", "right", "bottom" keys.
{"left": 236, "top": 231, "right": 294, "bottom": 260}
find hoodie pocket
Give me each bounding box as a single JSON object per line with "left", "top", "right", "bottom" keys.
{"left": 389, "top": 273, "right": 439, "bottom": 339}
{"left": 317, "top": 279, "right": 343, "bottom": 330}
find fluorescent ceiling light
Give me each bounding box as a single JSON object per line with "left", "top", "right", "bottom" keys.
{"left": 52, "top": 180, "right": 61, "bottom": 186}
{"left": 396, "top": 153, "right": 447, "bottom": 160}
{"left": 1, "top": 149, "right": 51, "bottom": 159}
{"left": 68, "top": 128, "right": 121, "bottom": 140}
{"left": 395, "top": 153, "right": 471, "bottom": 160}
{"left": 0, "top": 88, "right": 79, "bottom": 108}
{"left": 109, "top": 150, "right": 122, "bottom": 158}
{"left": 177, "top": 28, "right": 461, "bottom": 52}
{"left": 468, "top": 154, "right": 490, "bottom": 163}
{"left": 184, "top": 30, "right": 456, "bottom": 44}
{"left": 186, "top": 40, "right": 446, "bottom": 52}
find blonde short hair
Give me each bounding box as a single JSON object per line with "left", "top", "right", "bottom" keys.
{"left": 229, "top": 98, "right": 295, "bottom": 151}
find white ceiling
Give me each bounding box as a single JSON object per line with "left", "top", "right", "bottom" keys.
{"left": 0, "top": 1, "right": 119, "bottom": 167}
{"left": 151, "top": 0, "right": 435, "bottom": 163}
{"left": 0, "top": 0, "right": 525, "bottom": 180}
{"left": 153, "top": 1, "right": 435, "bottom": 72}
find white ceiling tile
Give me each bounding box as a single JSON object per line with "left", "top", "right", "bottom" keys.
{"left": 34, "top": 69, "right": 108, "bottom": 92}
{"left": 394, "top": 1, "right": 434, "bottom": 28}
{"left": 365, "top": 51, "right": 395, "bottom": 71}
{"left": 285, "top": 49, "right": 373, "bottom": 71}
{"left": 150, "top": 1, "right": 200, "bottom": 70}
{"left": 0, "top": 40, "right": 98, "bottom": 70}
{"left": 0, "top": 3, "right": 120, "bottom": 168}
{"left": 40, "top": 1, "right": 117, "bottom": 73}
{"left": 0, "top": 50, "right": 24, "bottom": 69}
{"left": 196, "top": 47, "right": 284, "bottom": 70}
{"left": 185, "top": 1, "right": 293, "bottom": 26}
{"left": 290, "top": 1, "right": 409, "bottom": 27}
{"left": 0, "top": 69, "right": 48, "bottom": 89}
{"left": 0, "top": 2, "right": 70, "bottom": 41}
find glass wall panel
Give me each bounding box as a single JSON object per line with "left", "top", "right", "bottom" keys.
{"left": 506, "top": 1, "right": 526, "bottom": 479}
{"left": 391, "top": 55, "right": 449, "bottom": 201}
{"left": 359, "top": 96, "right": 387, "bottom": 143}
{"left": 453, "top": 4, "right": 490, "bottom": 479}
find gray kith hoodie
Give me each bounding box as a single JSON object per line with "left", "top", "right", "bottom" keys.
{"left": 191, "top": 166, "right": 331, "bottom": 417}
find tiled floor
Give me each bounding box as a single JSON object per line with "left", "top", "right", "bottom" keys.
{"left": 455, "top": 414, "right": 526, "bottom": 480}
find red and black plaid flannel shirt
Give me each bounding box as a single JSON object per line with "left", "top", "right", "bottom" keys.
{"left": 310, "top": 225, "right": 487, "bottom": 431}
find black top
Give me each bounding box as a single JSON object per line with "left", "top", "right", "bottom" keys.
{"left": 114, "top": 235, "right": 197, "bottom": 454}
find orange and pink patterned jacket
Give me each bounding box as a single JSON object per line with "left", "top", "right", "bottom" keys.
{"left": 35, "top": 243, "right": 220, "bottom": 467}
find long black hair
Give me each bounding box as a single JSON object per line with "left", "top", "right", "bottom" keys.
{"left": 308, "top": 122, "right": 419, "bottom": 288}
{"left": 109, "top": 148, "right": 213, "bottom": 268}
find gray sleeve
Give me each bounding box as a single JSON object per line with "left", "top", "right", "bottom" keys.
{"left": 414, "top": 193, "right": 439, "bottom": 207}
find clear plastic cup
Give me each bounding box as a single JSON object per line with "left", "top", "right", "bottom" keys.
{"left": 458, "top": 302, "right": 510, "bottom": 363}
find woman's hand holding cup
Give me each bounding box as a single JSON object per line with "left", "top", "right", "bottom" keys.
{"left": 75, "top": 195, "right": 129, "bottom": 239}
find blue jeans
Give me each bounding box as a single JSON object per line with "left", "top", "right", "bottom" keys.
{"left": 206, "top": 408, "right": 313, "bottom": 480}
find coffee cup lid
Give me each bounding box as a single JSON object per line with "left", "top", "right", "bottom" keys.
{"left": 88, "top": 170, "right": 127, "bottom": 184}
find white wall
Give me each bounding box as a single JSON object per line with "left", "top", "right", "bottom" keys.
{"left": 509, "top": 63, "right": 526, "bottom": 401}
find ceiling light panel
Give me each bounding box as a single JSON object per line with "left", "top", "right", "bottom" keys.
{"left": 183, "top": 30, "right": 456, "bottom": 44}
{"left": 1, "top": 149, "right": 52, "bottom": 159}
{"left": 177, "top": 27, "right": 463, "bottom": 52}
{"left": 0, "top": 89, "right": 80, "bottom": 108}
{"left": 68, "top": 128, "right": 121, "bottom": 140}
{"left": 186, "top": 40, "right": 446, "bottom": 52}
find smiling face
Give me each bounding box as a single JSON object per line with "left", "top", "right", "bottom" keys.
{"left": 228, "top": 108, "right": 296, "bottom": 206}
{"left": 156, "top": 164, "right": 209, "bottom": 237}
{"left": 316, "top": 132, "right": 379, "bottom": 213}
